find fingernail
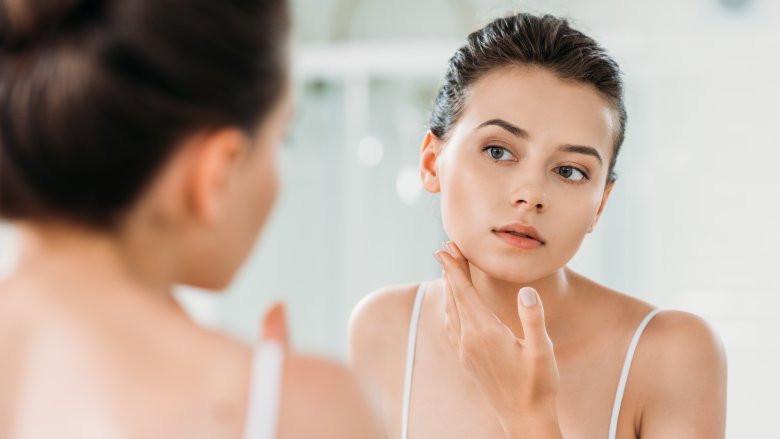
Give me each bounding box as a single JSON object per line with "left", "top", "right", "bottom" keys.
{"left": 433, "top": 251, "right": 443, "bottom": 264}
{"left": 441, "top": 242, "right": 452, "bottom": 253}
{"left": 519, "top": 287, "right": 537, "bottom": 307}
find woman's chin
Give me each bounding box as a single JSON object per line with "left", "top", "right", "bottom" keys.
{"left": 469, "top": 259, "right": 557, "bottom": 285}
{"left": 179, "top": 269, "right": 236, "bottom": 292}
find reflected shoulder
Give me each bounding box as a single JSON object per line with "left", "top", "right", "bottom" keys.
{"left": 641, "top": 310, "right": 727, "bottom": 370}
{"left": 347, "top": 282, "right": 424, "bottom": 372}
{"left": 278, "top": 354, "right": 383, "bottom": 439}
{"left": 349, "top": 283, "right": 422, "bottom": 343}
{"left": 632, "top": 310, "right": 727, "bottom": 437}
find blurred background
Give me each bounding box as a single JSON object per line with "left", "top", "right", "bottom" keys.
{"left": 1, "top": 0, "right": 778, "bottom": 436}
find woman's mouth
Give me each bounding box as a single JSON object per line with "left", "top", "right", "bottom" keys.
{"left": 492, "top": 224, "right": 545, "bottom": 250}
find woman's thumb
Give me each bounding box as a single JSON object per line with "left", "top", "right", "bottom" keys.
{"left": 516, "top": 287, "right": 552, "bottom": 351}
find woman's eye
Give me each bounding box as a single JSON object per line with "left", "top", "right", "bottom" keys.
{"left": 556, "top": 166, "right": 588, "bottom": 182}
{"left": 484, "top": 146, "right": 515, "bottom": 161}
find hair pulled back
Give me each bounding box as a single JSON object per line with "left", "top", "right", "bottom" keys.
{"left": 0, "top": 0, "right": 289, "bottom": 227}
{"left": 430, "top": 13, "right": 626, "bottom": 182}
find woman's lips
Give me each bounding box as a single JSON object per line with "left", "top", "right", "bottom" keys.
{"left": 493, "top": 230, "right": 544, "bottom": 250}
{"left": 493, "top": 223, "right": 545, "bottom": 249}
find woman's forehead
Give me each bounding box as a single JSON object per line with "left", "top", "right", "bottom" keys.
{"left": 454, "top": 66, "right": 618, "bottom": 155}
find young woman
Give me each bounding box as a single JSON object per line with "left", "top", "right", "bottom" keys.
{"left": 349, "top": 13, "right": 727, "bottom": 439}
{"left": 0, "top": 0, "right": 380, "bottom": 437}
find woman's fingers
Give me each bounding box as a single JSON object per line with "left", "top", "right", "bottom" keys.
{"left": 261, "top": 302, "right": 289, "bottom": 348}
{"left": 435, "top": 250, "right": 490, "bottom": 327}
{"left": 434, "top": 245, "right": 560, "bottom": 423}
{"left": 436, "top": 244, "right": 552, "bottom": 356}
{"left": 443, "top": 241, "right": 472, "bottom": 283}
{"left": 435, "top": 251, "right": 463, "bottom": 351}
{"left": 442, "top": 275, "right": 462, "bottom": 351}
{"left": 436, "top": 248, "right": 516, "bottom": 369}
{"left": 516, "top": 287, "right": 553, "bottom": 354}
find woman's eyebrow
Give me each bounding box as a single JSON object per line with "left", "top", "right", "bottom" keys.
{"left": 476, "top": 119, "right": 604, "bottom": 165}
{"left": 559, "top": 144, "right": 603, "bottom": 165}
{"left": 476, "top": 118, "right": 529, "bottom": 139}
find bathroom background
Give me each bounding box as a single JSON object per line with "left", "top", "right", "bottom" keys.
{"left": 1, "top": 0, "right": 778, "bottom": 435}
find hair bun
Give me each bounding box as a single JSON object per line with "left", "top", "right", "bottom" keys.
{"left": 0, "top": 0, "right": 94, "bottom": 49}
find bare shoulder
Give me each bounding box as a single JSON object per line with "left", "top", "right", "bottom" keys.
{"left": 569, "top": 273, "right": 727, "bottom": 435}
{"left": 189, "top": 333, "right": 381, "bottom": 438}
{"left": 572, "top": 270, "right": 726, "bottom": 366}
{"left": 640, "top": 309, "right": 727, "bottom": 374}
{"left": 347, "top": 282, "right": 423, "bottom": 364}
{"left": 629, "top": 310, "right": 727, "bottom": 437}
{"left": 278, "top": 354, "right": 382, "bottom": 439}
{"left": 350, "top": 282, "right": 422, "bottom": 329}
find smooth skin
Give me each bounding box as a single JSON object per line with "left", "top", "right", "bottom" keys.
{"left": 0, "top": 84, "right": 381, "bottom": 438}
{"left": 349, "top": 66, "right": 727, "bottom": 438}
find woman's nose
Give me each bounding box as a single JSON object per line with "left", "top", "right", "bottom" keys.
{"left": 513, "top": 194, "right": 547, "bottom": 212}
{"left": 510, "top": 176, "right": 548, "bottom": 213}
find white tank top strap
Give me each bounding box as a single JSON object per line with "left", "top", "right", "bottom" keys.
{"left": 243, "top": 340, "right": 285, "bottom": 439}
{"left": 401, "top": 282, "right": 427, "bottom": 439}
{"left": 608, "top": 308, "right": 663, "bottom": 439}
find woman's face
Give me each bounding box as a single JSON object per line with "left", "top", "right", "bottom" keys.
{"left": 423, "top": 66, "right": 618, "bottom": 283}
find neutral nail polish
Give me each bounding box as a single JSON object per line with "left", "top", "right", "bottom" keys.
{"left": 520, "top": 288, "right": 537, "bottom": 307}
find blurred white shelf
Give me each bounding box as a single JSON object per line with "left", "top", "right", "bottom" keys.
{"left": 292, "top": 28, "right": 780, "bottom": 82}
{"left": 293, "top": 41, "right": 461, "bottom": 80}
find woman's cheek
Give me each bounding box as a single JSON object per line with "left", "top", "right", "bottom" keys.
{"left": 440, "top": 195, "right": 468, "bottom": 246}
{"left": 551, "top": 204, "right": 599, "bottom": 261}
{"left": 440, "top": 194, "right": 487, "bottom": 263}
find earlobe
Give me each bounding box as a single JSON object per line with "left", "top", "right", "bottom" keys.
{"left": 420, "top": 130, "right": 442, "bottom": 193}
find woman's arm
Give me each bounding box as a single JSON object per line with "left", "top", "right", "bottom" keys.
{"left": 633, "top": 311, "right": 727, "bottom": 438}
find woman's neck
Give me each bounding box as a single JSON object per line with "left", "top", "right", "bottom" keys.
{"left": 467, "top": 265, "right": 577, "bottom": 343}
{"left": 13, "top": 221, "right": 181, "bottom": 307}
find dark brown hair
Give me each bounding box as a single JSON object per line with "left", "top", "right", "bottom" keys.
{"left": 0, "top": 0, "right": 289, "bottom": 228}
{"left": 430, "top": 13, "right": 626, "bottom": 183}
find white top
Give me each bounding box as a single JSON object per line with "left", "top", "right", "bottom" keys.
{"left": 401, "top": 282, "right": 427, "bottom": 439}
{"left": 243, "top": 340, "right": 284, "bottom": 439}
{"left": 401, "top": 282, "right": 662, "bottom": 439}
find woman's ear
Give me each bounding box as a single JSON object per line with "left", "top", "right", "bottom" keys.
{"left": 420, "top": 130, "right": 443, "bottom": 193}
{"left": 187, "top": 128, "right": 248, "bottom": 224}
{"left": 588, "top": 180, "right": 615, "bottom": 233}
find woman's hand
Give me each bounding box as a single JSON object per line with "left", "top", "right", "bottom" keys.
{"left": 262, "top": 302, "right": 289, "bottom": 347}
{"left": 434, "top": 242, "right": 563, "bottom": 439}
